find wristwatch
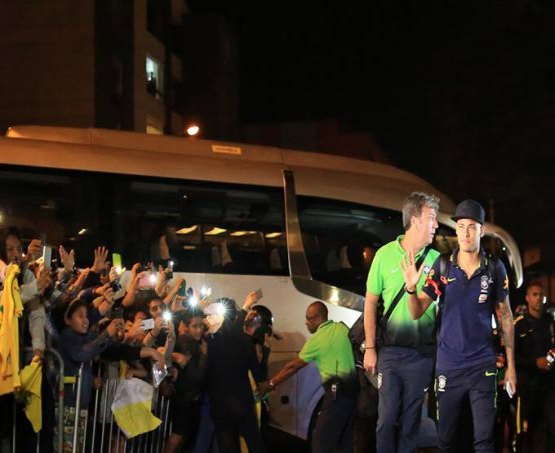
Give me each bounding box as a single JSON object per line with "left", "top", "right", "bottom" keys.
{"left": 269, "top": 379, "right": 277, "bottom": 390}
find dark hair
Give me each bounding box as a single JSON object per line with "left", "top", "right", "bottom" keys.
{"left": 65, "top": 298, "right": 89, "bottom": 319}
{"left": 309, "top": 301, "right": 328, "bottom": 320}
{"left": 248, "top": 305, "right": 274, "bottom": 341}
{"left": 526, "top": 280, "right": 543, "bottom": 293}
{"left": 0, "top": 226, "right": 23, "bottom": 262}
{"left": 215, "top": 297, "right": 237, "bottom": 319}
{"left": 177, "top": 307, "right": 205, "bottom": 327}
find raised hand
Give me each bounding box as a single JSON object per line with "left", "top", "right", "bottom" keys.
{"left": 36, "top": 265, "right": 53, "bottom": 294}
{"left": 242, "top": 290, "right": 261, "bottom": 311}
{"left": 25, "top": 239, "right": 43, "bottom": 262}
{"left": 91, "top": 246, "right": 109, "bottom": 274}
{"left": 400, "top": 250, "right": 424, "bottom": 292}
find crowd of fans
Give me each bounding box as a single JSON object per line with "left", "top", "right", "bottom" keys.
{"left": 0, "top": 227, "right": 274, "bottom": 453}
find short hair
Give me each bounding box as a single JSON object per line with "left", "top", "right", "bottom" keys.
{"left": 402, "top": 192, "right": 440, "bottom": 231}
{"left": 525, "top": 280, "right": 543, "bottom": 293}
{"left": 65, "top": 298, "right": 88, "bottom": 319}
{"left": 309, "top": 301, "right": 328, "bottom": 320}
{"left": 177, "top": 307, "right": 205, "bottom": 326}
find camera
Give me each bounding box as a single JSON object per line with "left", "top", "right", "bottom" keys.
{"left": 110, "top": 281, "right": 122, "bottom": 292}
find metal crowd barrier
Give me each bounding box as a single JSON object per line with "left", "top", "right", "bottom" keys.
{"left": 70, "top": 361, "right": 172, "bottom": 453}
{"left": 8, "top": 354, "right": 172, "bottom": 453}
{"left": 10, "top": 347, "right": 65, "bottom": 453}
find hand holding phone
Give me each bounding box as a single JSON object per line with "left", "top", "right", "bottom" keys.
{"left": 42, "top": 246, "right": 53, "bottom": 270}
{"left": 505, "top": 381, "right": 514, "bottom": 398}
{"left": 177, "top": 280, "right": 187, "bottom": 297}
{"left": 141, "top": 318, "right": 155, "bottom": 331}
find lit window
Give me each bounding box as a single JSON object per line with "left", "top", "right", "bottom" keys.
{"left": 146, "top": 55, "right": 164, "bottom": 97}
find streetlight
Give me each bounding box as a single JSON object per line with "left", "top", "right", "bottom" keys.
{"left": 186, "top": 124, "right": 200, "bottom": 136}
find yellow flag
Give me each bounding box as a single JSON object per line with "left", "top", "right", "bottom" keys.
{"left": 18, "top": 356, "right": 43, "bottom": 432}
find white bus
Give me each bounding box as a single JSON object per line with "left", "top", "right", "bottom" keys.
{"left": 0, "top": 125, "right": 523, "bottom": 444}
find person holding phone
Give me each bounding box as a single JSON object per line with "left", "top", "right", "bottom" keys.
{"left": 0, "top": 227, "right": 52, "bottom": 356}
{"left": 401, "top": 200, "right": 517, "bottom": 452}
{"left": 165, "top": 309, "right": 207, "bottom": 453}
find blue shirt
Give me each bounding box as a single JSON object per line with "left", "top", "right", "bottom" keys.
{"left": 422, "top": 249, "right": 509, "bottom": 370}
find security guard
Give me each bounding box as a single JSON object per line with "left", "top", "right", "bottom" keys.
{"left": 514, "top": 281, "right": 555, "bottom": 452}
{"left": 258, "top": 301, "right": 357, "bottom": 453}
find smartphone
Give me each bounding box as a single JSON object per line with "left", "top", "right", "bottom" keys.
{"left": 110, "top": 300, "right": 124, "bottom": 319}
{"left": 140, "top": 318, "right": 155, "bottom": 331}
{"left": 177, "top": 280, "right": 187, "bottom": 297}
{"left": 166, "top": 260, "right": 174, "bottom": 280}
{"left": 139, "top": 272, "right": 156, "bottom": 288}
{"left": 505, "top": 381, "right": 514, "bottom": 398}
{"left": 42, "top": 246, "right": 53, "bottom": 269}
{"left": 254, "top": 288, "right": 263, "bottom": 300}
{"left": 112, "top": 253, "right": 122, "bottom": 270}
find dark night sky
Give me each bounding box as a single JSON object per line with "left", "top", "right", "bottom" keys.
{"left": 192, "top": 1, "right": 555, "bottom": 264}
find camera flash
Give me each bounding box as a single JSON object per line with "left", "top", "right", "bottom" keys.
{"left": 189, "top": 295, "right": 199, "bottom": 306}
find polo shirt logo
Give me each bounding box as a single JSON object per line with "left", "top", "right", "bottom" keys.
{"left": 423, "top": 265, "right": 431, "bottom": 276}
{"left": 377, "top": 373, "right": 383, "bottom": 389}
{"left": 480, "top": 275, "right": 489, "bottom": 291}
{"left": 478, "top": 294, "right": 488, "bottom": 303}
{"left": 438, "top": 375, "right": 447, "bottom": 392}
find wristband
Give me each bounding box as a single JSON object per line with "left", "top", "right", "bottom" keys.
{"left": 406, "top": 286, "right": 416, "bottom": 295}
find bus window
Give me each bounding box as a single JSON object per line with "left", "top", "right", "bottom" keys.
{"left": 113, "top": 177, "right": 287, "bottom": 275}
{"left": 0, "top": 166, "right": 287, "bottom": 276}
{"left": 0, "top": 167, "right": 108, "bottom": 267}
{"left": 298, "top": 196, "right": 404, "bottom": 295}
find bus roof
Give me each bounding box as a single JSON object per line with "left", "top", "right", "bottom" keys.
{"left": 4, "top": 125, "right": 454, "bottom": 210}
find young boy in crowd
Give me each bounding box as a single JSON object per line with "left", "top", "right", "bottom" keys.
{"left": 165, "top": 308, "right": 207, "bottom": 453}
{"left": 56, "top": 299, "right": 123, "bottom": 452}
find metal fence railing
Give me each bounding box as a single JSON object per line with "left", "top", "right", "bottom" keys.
{"left": 8, "top": 352, "right": 172, "bottom": 453}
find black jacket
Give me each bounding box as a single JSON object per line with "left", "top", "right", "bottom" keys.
{"left": 205, "top": 323, "right": 263, "bottom": 417}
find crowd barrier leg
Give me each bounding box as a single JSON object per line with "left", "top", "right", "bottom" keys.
{"left": 89, "top": 363, "right": 102, "bottom": 453}
{"left": 9, "top": 347, "right": 65, "bottom": 453}
{"left": 11, "top": 398, "right": 16, "bottom": 453}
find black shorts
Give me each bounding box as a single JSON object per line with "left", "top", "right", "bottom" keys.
{"left": 170, "top": 399, "right": 201, "bottom": 443}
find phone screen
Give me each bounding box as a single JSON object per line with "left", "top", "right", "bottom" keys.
{"left": 178, "top": 281, "right": 187, "bottom": 297}
{"left": 42, "top": 246, "right": 53, "bottom": 269}
{"left": 112, "top": 253, "right": 122, "bottom": 269}
{"left": 141, "top": 319, "right": 155, "bottom": 331}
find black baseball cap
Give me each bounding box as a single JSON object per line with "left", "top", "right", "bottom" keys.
{"left": 451, "top": 199, "right": 485, "bottom": 224}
